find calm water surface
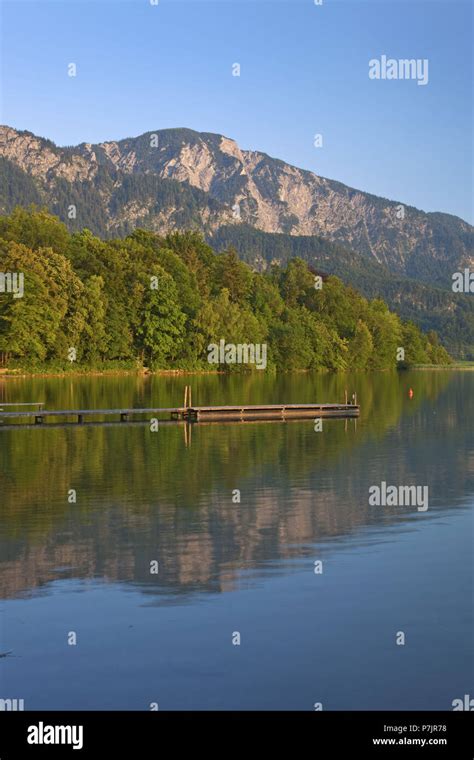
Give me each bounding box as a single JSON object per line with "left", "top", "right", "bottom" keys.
{"left": 0, "top": 371, "right": 472, "bottom": 709}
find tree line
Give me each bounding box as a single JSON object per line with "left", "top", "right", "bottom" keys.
{"left": 0, "top": 208, "right": 451, "bottom": 371}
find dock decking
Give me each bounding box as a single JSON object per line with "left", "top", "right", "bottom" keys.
{"left": 181, "top": 404, "right": 359, "bottom": 421}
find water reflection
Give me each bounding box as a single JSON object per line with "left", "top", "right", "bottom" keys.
{"left": 0, "top": 371, "right": 471, "bottom": 603}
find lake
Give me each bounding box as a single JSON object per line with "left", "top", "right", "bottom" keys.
{"left": 0, "top": 370, "right": 472, "bottom": 710}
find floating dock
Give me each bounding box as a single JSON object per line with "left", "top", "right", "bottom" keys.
{"left": 179, "top": 403, "right": 359, "bottom": 422}
{"left": 0, "top": 398, "right": 359, "bottom": 425}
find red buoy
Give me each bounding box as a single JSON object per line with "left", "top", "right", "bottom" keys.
{"left": 408, "top": 388, "right": 414, "bottom": 399}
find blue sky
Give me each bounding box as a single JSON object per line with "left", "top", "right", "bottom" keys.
{"left": 0, "top": 0, "right": 472, "bottom": 221}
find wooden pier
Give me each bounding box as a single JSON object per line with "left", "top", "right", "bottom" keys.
{"left": 0, "top": 389, "right": 359, "bottom": 426}
{"left": 0, "top": 407, "right": 183, "bottom": 425}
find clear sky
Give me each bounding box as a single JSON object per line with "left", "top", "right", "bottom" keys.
{"left": 0, "top": 0, "right": 472, "bottom": 222}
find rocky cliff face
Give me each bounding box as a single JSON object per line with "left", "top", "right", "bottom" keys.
{"left": 0, "top": 124, "right": 472, "bottom": 286}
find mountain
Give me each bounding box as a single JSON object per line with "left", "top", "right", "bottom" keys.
{"left": 0, "top": 124, "right": 472, "bottom": 356}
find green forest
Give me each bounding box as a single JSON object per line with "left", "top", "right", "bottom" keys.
{"left": 211, "top": 225, "right": 474, "bottom": 358}
{"left": 0, "top": 207, "right": 451, "bottom": 371}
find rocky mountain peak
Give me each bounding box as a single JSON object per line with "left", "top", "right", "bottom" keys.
{"left": 0, "top": 124, "right": 472, "bottom": 286}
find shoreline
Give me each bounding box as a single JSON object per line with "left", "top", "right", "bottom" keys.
{"left": 0, "top": 364, "right": 469, "bottom": 379}
{"left": 409, "top": 364, "right": 474, "bottom": 371}
{"left": 0, "top": 367, "right": 237, "bottom": 379}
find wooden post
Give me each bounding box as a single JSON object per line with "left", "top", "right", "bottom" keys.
{"left": 354, "top": 392, "right": 357, "bottom": 406}
{"left": 345, "top": 389, "right": 348, "bottom": 405}
{"left": 184, "top": 386, "right": 188, "bottom": 409}
{"left": 189, "top": 386, "right": 192, "bottom": 408}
